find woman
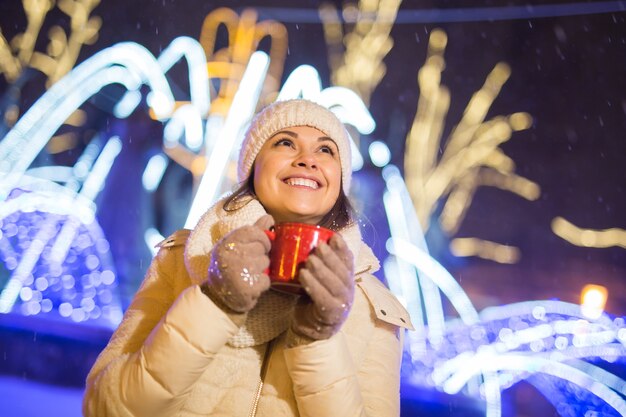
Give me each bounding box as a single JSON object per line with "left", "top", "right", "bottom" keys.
{"left": 83, "top": 99, "right": 413, "bottom": 417}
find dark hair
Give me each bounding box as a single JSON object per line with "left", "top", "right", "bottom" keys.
{"left": 223, "top": 175, "right": 356, "bottom": 231}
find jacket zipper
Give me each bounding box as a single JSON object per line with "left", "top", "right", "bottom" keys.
{"left": 248, "top": 339, "right": 274, "bottom": 417}
{"left": 248, "top": 268, "right": 370, "bottom": 417}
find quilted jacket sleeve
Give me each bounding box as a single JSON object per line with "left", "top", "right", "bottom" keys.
{"left": 82, "top": 245, "right": 240, "bottom": 417}
{"left": 283, "top": 274, "right": 408, "bottom": 417}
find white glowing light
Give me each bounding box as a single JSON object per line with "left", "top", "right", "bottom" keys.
{"left": 383, "top": 187, "right": 426, "bottom": 328}
{"left": 0, "top": 66, "right": 136, "bottom": 193}
{"left": 77, "top": 137, "right": 122, "bottom": 201}
{"left": 483, "top": 371, "right": 502, "bottom": 417}
{"left": 276, "top": 65, "right": 322, "bottom": 101}
{"left": 49, "top": 137, "right": 123, "bottom": 264}
{"left": 163, "top": 104, "right": 204, "bottom": 151}
{"left": 382, "top": 256, "right": 428, "bottom": 359}
{"left": 441, "top": 354, "right": 626, "bottom": 415}
{"left": 155, "top": 36, "right": 210, "bottom": 116}
{"left": 145, "top": 227, "right": 166, "bottom": 256}
{"left": 0, "top": 39, "right": 207, "bottom": 325}
{"left": 388, "top": 237, "right": 480, "bottom": 325}
{"left": 382, "top": 164, "right": 449, "bottom": 344}
{"left": 142, "top": 154, "right": 169, "bottom": 192}
{"left": 203, "top": 114, "right": 225, "bottom": 153}
{"left": 146, "top": 91, "right": 172, "bottom": 119}
{"left": 113, "top": 90, "right": 142, "bottom": 118}
{"left": 369, "top": 140, "right": 391, "bottom": 167}
{"left": 349, "top": 138, "right": 364, "bottom": 172}
{"left": 73, "top": 139, "right": 104, "bottom": 182}
{"left": 25, "top": 166, "right": 74, "bottom": 183}
{"left": 481, "top": 300, "right": 613, "bottom": 326}
{"left": 316, "top": 87, "right": 376, "bottom": 134}
{"left": 0, "top": 187, "right": 96, "bottom": 225}
{"left": 561, "top": 356, "right": 626, "bottom": 396}
{"left": 185, "top": 51, "right": 270, "bottom": 228}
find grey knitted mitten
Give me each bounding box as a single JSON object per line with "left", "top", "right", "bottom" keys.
{"left": 204, "top": 215, "right": 274, "bottom": 313}
{"left": 291, "top": 234, "right": 355, "bottom": 340}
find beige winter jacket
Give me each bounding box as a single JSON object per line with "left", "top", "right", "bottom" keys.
{"left": 83, "top": 197, "right": 413, "bottom": 417}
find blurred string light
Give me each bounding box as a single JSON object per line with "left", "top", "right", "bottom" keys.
{"left": 0, "top": 0, "right": 101, "bottom": 86}
{"left": 0, "top": 190, "right": 121, "bottom": 324}
{"left": 403, "top": 28, "right": 537, "bottom": 264}
{"left": 199, "top": 7, "right": 288, "bottom": 115}
{"left": 382, "top": 169, "right": 428, "bottom": 355}
{"left": 318, "top": 0, "right": 395, "bottom": 173}
{"left": 552, "top": 216, "right": 626, "bottom": 250}
{"left": 450, "top": 237, "right": 520, "bottom": 264}
{"left": 142, "top": 153, "right": 169, "bottom": 192}
{"left": 319, "top": 0, "right": 402, "bottom": 105}
{"left": 480, "top": 299, "right": 614, "bottom": 325}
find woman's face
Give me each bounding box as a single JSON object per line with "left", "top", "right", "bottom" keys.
{"left": 253, "top": 125, "right": 342, "bottom": 225}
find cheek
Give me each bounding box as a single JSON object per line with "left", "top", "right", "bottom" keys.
{"left": 253, "top": 156, "right": 281, "bottom": 200}
{"left": 252, "top": 160, "right": 269, "bottom": 196}
{"left": 327, "top": 163, "right": 342, "bottom": 192}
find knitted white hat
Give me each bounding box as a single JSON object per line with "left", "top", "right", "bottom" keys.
{"left": 237, "top": 99, "right": 352, "bottom": 191}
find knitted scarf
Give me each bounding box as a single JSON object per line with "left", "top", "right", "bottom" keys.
{"left": 184, "top": 196, "right": 366, "bottom": 348}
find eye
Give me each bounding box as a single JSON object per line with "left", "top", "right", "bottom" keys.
{"left": 319, "top": 145, "right": 336, "bottom": 156}
{"left": 273, "top": 138, "right": 294, "bottom": 148}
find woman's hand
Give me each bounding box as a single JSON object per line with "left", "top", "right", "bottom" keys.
{"left": 291, "top": 234, "right": 355, "bottom": 340}
{"left": 203, "top": 215, "right": 274, "bottom": 313}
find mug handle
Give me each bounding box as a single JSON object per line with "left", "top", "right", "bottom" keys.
{"left": 263, "top": 229, "right": 275, "bottom": 241}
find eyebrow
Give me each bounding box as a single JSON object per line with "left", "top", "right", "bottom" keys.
{"left": 273, "top": 130, "right": 337, "bottom": 146}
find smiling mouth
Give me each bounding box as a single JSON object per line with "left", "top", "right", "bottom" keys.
{"left": 284, "top": 177, "right": 320, "bottom": 189}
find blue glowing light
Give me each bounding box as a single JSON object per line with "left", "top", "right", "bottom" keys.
{"left": 0, "top": 189, "right": 122, "bottom": 325}
{"left": 369, "top": 140, "right": 391, "bottom": 167}
{"left": 382, "top": 168, "right": 626, "bottom": 417}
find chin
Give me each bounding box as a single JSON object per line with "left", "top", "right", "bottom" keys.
{"left": 281, "top": 211, "right": 324, "bottom": 225}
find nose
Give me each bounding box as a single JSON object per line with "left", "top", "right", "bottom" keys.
{"left": 293, "top": 151, "right": 318, "bottom": 169}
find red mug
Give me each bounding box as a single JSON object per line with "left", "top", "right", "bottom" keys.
{"left": 264, "top": 222, "right": 334, "bottom": 294}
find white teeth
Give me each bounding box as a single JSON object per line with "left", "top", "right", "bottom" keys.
{"left": 285, "top": 178, "right": 319, "bottom": 189}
